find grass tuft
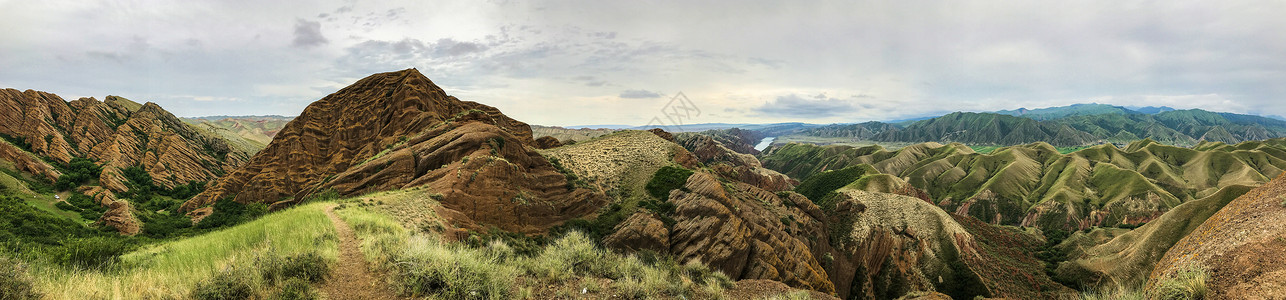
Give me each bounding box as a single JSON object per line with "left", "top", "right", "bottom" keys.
{"left": 1151, "top": 263, "right": 1209, "bottom": 300}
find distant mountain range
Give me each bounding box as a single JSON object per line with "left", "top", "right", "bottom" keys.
{"left": 798, "top": 104, "right": 1286, "bottom": 147}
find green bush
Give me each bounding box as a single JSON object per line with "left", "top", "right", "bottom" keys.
{"left": 192, "top": 268, "right": 255, "bottom": 300}
{"left": 55, "top": 158, "right": 102, "bottom": 191}
{"left": 0, "top": 256, "right": 40, "bottom": 300}
{"left": 66, "top": 193, "right": 99, "bottom": 210}
{"left": 57, "top": 236, "right": 131, "bottom": 270}
{"left": 645, "top": 166, "right": 694, "bottom": 200}
{"left": 139, "top": 213, "right": 192, "bottom": 238}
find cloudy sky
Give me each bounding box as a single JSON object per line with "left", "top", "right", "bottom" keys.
{"left": 2, "top": 1, "right": 1284, "bottom": 126}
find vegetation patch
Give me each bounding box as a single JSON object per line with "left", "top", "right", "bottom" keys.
{"left": 1151, "top": 263, "right": 1209, "bottom": 300}
{"left": 794, "top": 164, "right": 877, "bottom": 201}
{"left": 644, "top": 166, "right": 693, "bottom": 200}
{"left": 53, "top": 158, "right": 101, "bottom": 191}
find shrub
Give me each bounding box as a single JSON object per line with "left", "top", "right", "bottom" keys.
{"left": 192, "top": 268, "right": 255, "bottom": 300}
{"left": 0, "top": 256, "right": 40, "bottom": 300}
{"left": 1151, "top": 263, "right": 1208, "bottom": 300}
{"left": 257, "top": 251, "right": 330, "bottom": 285}
{"left": 54, "top": 158, "right": 102, "bottom": 191}
{"left": 645, "top": 166, "right": 694, "bottom": 200}
{"left": 280, "top": 252, "right": 330, "bottom": 283}
{"left": 275, "top": 277, "right": 320, "bottom": 300}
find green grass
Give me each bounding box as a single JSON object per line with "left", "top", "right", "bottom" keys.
{"left": 30, "top": 202, "right": 338, "bottom": 299}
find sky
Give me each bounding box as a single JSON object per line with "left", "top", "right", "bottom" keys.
{"left": 2, "top": 1, "right": 1284, "bottom": 126}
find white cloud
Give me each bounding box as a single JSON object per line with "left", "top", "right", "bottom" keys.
{"left": 1, "top": 0, "right": 1283, "bottom": 125}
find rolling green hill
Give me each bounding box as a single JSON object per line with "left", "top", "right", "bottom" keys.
{"left": 762, "top": 138, "right": 1286, "bottom": 231}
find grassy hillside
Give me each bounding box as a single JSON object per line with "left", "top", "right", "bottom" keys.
{"left": 764, "top": 138, "right": 1286, "bottom": 230}
{"left": 1053, "top": 184, "right": 1253, "bottom": 290}
{"left": 29, "top": 202, "right": 338, "bottom": 299}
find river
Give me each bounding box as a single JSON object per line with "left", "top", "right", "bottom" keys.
{"left": 754, "top": 136, "right": 776, "bottom": 151}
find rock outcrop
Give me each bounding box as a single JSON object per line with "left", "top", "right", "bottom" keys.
{"left": 183, "top": 69, "right": 605, "bottom": 233}
{"left": 96, "top": 199, "right": 140, "bottom": 235}
{"left": 604, "top": 171, "right": 839, "bottom": 295}
{"left": 1148, "top": 173, "right": 1286, "bottom": 298}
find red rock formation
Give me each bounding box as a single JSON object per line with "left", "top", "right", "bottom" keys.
{"left": 0, "top": 89, "right": 250, "bottom": 193}
{"left": 184, "top": 69, "right": 605, "bottom": 233}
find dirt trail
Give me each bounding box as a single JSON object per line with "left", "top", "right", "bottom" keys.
{"left": 320, "top": 204, "right": 403, "bottom": 300}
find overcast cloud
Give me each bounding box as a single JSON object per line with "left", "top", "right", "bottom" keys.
{"left": 1, "top": 0, "right": 1283, "bottom": 126}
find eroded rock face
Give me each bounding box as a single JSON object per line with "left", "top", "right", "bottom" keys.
{"left": 0, "top": 89, "right": 250, "bottom": 193}
{"left": 610, "top": 171, "right": 838, "bottom": 295}
{"left": 184, "top": 69, "right": 605, "bottom": 233}
{"left": 97, "top": 200, "right": 140, "bottom": 235}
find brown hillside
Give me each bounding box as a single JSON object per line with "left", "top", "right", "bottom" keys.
{"left": 183, "top": 69, "right": 604, "bottom": 233}
{"left": 1148, "top": 173, "right": 1286, "bottom": 298}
